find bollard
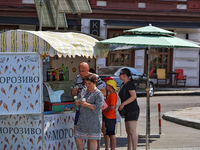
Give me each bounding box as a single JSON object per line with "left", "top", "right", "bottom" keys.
{"left": 158, "top": 103, "right": 161, "bottom": 134}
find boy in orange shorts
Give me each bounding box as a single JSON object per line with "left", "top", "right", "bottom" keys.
{"left": 102, "top": 80, "right": 118, "bottom": 150}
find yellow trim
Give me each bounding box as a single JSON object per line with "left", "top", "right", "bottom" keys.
{"left": 22, "top": 31, "right": 28, "bottom": 52}
{"left": 1, "top": 32, "right": 6, "bottom": 52}
{"left": 12, "top": 31, "right": 17, "bottom": 52}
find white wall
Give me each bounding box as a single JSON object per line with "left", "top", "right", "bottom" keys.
{"left": 173, "top": 30, "right": 200, "bottom": 86}
{"left": 81, "top": 19, "right": 107, "bottom": 67}
{"left": 134, "top": 50, "right": 145, "bottom": 74}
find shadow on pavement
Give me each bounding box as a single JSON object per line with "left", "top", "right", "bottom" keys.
{"left": 100, "top": 137, "right": 156, "bottom": 148}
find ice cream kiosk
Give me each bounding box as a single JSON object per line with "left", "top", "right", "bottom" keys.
{"left": 0, "top": 30, "right": 108, "bottom": 150}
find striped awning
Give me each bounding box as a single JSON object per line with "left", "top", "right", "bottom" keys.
{"left": 0, "top": 30, "right": 109, "bottom": 58}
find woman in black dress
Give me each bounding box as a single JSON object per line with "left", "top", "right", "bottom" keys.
{"left": 118, "top": 68, "right": 140, "bottom": 150}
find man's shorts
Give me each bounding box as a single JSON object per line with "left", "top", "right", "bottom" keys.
{"left": 74, "top": 110, "right": 80, "bottom": 125}
{"left": 125, "top": 110, "right": 140, "bottom": 122}
{"left": 103, "top": 115, "right": 116, "bottom": 135}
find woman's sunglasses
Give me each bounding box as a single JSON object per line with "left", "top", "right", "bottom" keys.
{"left": 119, "top": 73, "right": 125, "bottom": 76}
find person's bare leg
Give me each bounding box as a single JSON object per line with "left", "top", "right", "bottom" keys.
{"left": 109, "top": 135, "right": 116, "bottom": 150}
{"left": 126, "top": 121, "right": 138, "bottom": 150}
{"left": 125, "top": 122, "right": 132, "bottom": 150}
{"left": 75, "top": 137, "right": 84, "bottom": 150}
{"left": 87, "top": 140, "right": 90, "bottom": 150}
{"left": 97, "top": 140, "right": 101, "bottom": 150}
{"left": 88, "top": 139, "right": 97, "bottom": 150}
{"left": 74, "top": 125, "right": 76, "bottom": 133}
{"left": 102, "top": 121, "right": 110, "bottom": 150}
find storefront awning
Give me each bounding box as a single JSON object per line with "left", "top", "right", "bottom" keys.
{"left": 34, "top": 0, "right": 92, "bottom": 28}
{"left": 105, "top": 20, "right": 200, "bottom": 28}
{"left": 0, "top": 30, "right": 109, "bottom": 58}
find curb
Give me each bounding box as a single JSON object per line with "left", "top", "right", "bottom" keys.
{"left": 162, "top": 110, "right": 200, "bottom": 130}
{"left": 154, "top": 91, "right": 200, "bottom": 96}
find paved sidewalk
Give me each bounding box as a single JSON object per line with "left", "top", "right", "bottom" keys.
{"left": 100, "top": 88, "right": 200, "bottom": 150}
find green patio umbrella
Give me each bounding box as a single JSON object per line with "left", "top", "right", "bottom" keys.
{"left": 99, "top": 24, "right": 200, "bottom": 150}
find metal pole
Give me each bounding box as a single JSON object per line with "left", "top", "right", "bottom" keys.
{"left": 56, "top": 0, "right": 59, "bottom": 30}
{"left": 146, "top": 45, "right": 151, "bottom": 150}
{"left": 39, "top": 0, "right": 44, "bottom": 31}
{"left": 158, "top": 102, "right": 161, "bottom": 134}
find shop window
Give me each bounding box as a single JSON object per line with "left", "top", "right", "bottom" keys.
{"left": 108, "top": 51, "right": 131, "bottom": 66}
{"left": 150, "top": 48, "right": 170, "bottom": 74}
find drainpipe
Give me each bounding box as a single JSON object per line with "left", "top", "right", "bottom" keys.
{"left": 39, "top": 0, "right": 44, "bottom": 31}
{"left": 56, "top": 0, "right": 59, "bottom": 30}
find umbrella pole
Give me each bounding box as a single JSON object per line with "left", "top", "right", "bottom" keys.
{"left": 146, "top": 45, "right": 151, "bottom": 150}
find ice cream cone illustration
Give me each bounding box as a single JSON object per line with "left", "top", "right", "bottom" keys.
{"left": 35, "top": 99, "right": 38, "bottom": 105}
{"left": 37, "top": 136, "right": 42, "bottom": 144}
{"left": 35, "top": 84, "right": 39, "bottom": 93}
{"left": 19, "top": 64, "right": 22, "bottom": 70}
{"left": 48, "top": 144, "right": 51, "bottom": 150}
{"left": 63, "top": 144, "right": 66, "bottom": 150}
{"left": 21, "top": 57, "right": 23, "bottom": 61}
{"left": 0, "top": 100, "right": 3, "bottom": 106}
{"left": 17, "top": 144, "right": 20, "bottom": 150}
{"left": 6, "top": 58, "right": 9, "bottom": 62}
{"left": 1, "top": 87, "right": 6, "bottom": 95}
{"left": 23, "top": 115, "right": 26, "bottom": 119}
{"left": 16, "top": 102, "right": 21, "bottom": 111}
{"left": 28, "top": 87, "right": 32, "bottom": 95}
{"left": 14, "top": 137, "right": 17, "bottom": 143}
{"left": 3, "top": 103, "right": 9, "bottom": 112}
{"left": 64, "top": 118, "right": 67, "bottom": 124}
{"left": 13, "top": 86, "right": 18, "bottom": 95}
{"left": 58, "top": 142, "right": 61, "bottom": 150}
{"left": 57, "top": 118, "right": 59, "bottom": 125}
{"left": 72, "top": 117, "right": 75, "bottom": 122}
{"left": 12, "top": 67, "right": 17, "bottom": 74}
{"left": 30, "top": 121, "right": 34, "bottom": 127}
{"left": 22, "top": 66, "right": 26, "bottom": 73}
{"left": 19, "top": 116, "right": 22, "bottom": 121}
{"left": 9, "top": 84, "right": 13, "bottom": 90}
{"left": 71, "top": 142, "right": 74, "bottom": 150}
{"left": 27, "top": 64, "right": 30, "bottom": 69}
{"left": 4, "top": 144, "right": 7, "bottom": 150}
{"left": 32, "top": 65, "right": 35, "bottom": 71}
{"left": 23, "top": 146, "right": 26, "bottom": 150}
{"left": 30, "top": 138, "right": 34, "bottom": 145}
{"left": 53, "top": 146, "right": 56, "bottom": 150}
{"left": 24, "top": 121, "right": 26, "bottom": 125}
{"left": 30, "top": 103, "right": 34, "bottom": 110}
{"left": 68, "top": 116, "right": 70, "bottom": 123}
{"left": 24, "top": 95, "right": 27, "bottom": 99}
{"left": 53, "top": 122, "right": 55, "bottom": 128}
{"left": 19, "top": 84, "right": 22, "bottom": 89}
{"left": 8, "top": 121, "right": 10, "bottom": 126}
{"left": 38, "top": 146, "right": 42, "bottom": 150}
{"left": 0, "top": 70, "right": 1, "bottom": 74}
{"left": 21, "top": 135, "right": 24, "bottom": 140}
{"left": 68, "top": 140, "right": 70, "bottom": 146}
{"left": 10, "top": 144, "right": 13, "bottom": 150}
{"left": 4, "top": 65, "right": 8, "bottom": 73}
{"left": 15, "top": 121, "right": 18, "bottom": 126}
{"left": 17, "top": 59, "right": 20, "bottom": 63}
{"left": 11, "top": 134, "right": 15, "bottom": 140}
{"left": 12, "top": 99, "right": 16, "bottom": 106}
{"left": 5, "top": 137, "right": 9, "bottom": 144}
{"left": 38, "top": 120, "right": 41, "bottom": 126}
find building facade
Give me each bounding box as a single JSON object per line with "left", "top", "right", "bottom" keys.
{"left": 0, "top": 0, "right": 200, "bottom": 87}
{"left": 80, "top": 0, "right": 200, "bottom": 87}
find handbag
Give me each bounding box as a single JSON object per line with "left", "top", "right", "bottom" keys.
{"left": 118, "top": 83, "right": 127, "bottom": 118}
{"left": 102, "top": 99, "right": 108, "bottom": 110}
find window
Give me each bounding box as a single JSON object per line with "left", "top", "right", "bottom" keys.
{"left": 108, "top": 51, "right": 131, "bottom": 66}
{"left": 150, "top": 48, "right": 170, "bottom": 73}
